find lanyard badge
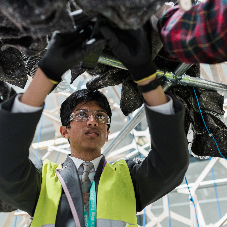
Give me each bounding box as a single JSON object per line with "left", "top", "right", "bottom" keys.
{"left": 84, "top": 180, "right": 97, "bottom": 227}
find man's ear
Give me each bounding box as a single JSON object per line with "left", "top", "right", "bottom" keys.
{"left": 106, "top": 131, "right": 110, "bottom": 142}
{"left": 60, "top": 126, "right": 70, "bottom": 139}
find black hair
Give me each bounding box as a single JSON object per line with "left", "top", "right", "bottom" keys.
{"left": 60, "top": 89, "right": 111, "bottom": 131}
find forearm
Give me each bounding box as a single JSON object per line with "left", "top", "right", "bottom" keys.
{"left": 158, "top": 0, "right": 227, "bottom": 64}
{"left": 137, "top": 76, "right": 168, "bottom": 106}
{"left": 20, "top": 68, "right": 54, "bottom": 107}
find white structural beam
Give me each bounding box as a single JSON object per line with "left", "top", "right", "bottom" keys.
{"left": 2, "top": 212, "right": 14, "bottom": 227}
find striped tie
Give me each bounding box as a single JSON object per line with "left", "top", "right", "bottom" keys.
{"left": 79, "top": 162, "right": 95, "bottom": 206}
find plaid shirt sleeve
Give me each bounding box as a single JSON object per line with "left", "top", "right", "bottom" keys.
{"left": 157, "top": 0, "right": 227, "bottom": 64}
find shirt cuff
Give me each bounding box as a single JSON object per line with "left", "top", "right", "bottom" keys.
{"left": 11, "top": 94, "right": 43, "bottom": 113}
{"left": 145, "top": 95, "right": 175, "bottom": 115}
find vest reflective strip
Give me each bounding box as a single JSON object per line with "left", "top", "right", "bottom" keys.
{"left": 97, "top": 219, "right": 137, "bottom": 227}
{"left": 42, "top": 225, "right": 55, "bottom": 227}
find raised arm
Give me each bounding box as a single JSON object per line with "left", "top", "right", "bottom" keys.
{"left": 21, "top": 29, "right": 106, "bottom": 107}
{"left": 0, "top": 29, "right": 105, "bottom": 215}
{"left": 100, "top": 24, "right": 189, "bottom": 211}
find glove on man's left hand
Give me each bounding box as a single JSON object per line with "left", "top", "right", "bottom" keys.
{"left": 100, "top": 25, "right": 157, "bottom": 83}
{"left": 38, "top": 28, "right": 106, "bottom": 84}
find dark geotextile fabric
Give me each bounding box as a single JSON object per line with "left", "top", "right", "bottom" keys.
{"left": 121, "top": 80, "right": 143, "bottom": 116}
{"left": 0, "top": 80, "right": 16, "bottom": 103}
{"left": 85, "top": 48, "right": 200, "bottom": 117}
{"left": 0, "top": 1, "right": 225, "bottom": 215}
{"left": 26, "top": 50, "right": 46, "bottom": 77}
{"left": 86, "top": 49, "right": 227, "bottom": 158}
{"left": 0, "top": 199, "right": 16, "bottom": 212}
{"left": 1, "top": 36, "right": 47, "bottom": 57}
{"left": 70, "top": 64, "right": 86, "bottom": 84}
{"left": 0, "top": 5, "right": 74, "bottom": 39}
{"left": 169, "top": 86, "right": 227, "bottom": 158}
{"left": 0, "top": 0, "right": 71, "bottom": 35}
{"left": 87, "top": 63, "right": 130, "bottom": 87}
{"left": 0, "top": 0, "right": 67, "bottom": 27}
{"left": 164, "top": 58, "right": 227, "bottom": 158}
{"left": 165, "top": 60, "right": 227, "bottom": 158}
{"left": 0, "top": 0, "right": 226, "bottom": 160}
{"left": 0, "top": 11, "right": 24, "bottom": 39}
{"left": 0, "top": 0, "right": 166, "bottom": 88}
{"left": 86, "top": 63, "right": 143, "bottom": 116}
{"left": 0, "top": 44, "right": 27, "bottom": 88}
{"left": 75, "top": 0, "right": 167, "bottom": 29}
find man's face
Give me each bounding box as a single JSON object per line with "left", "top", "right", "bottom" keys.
{"left": 61, "top": 101, "right": 110, "bottom": 153}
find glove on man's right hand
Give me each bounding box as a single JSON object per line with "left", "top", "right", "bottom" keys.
{"left": 38, "top": 28, "right": 106, "bottom": 84}
{"left": 100, "top": 25, "right": 157, "bottom": 83}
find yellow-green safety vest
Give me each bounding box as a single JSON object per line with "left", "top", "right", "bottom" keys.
{"left": 31, "top": 159, "right": 138, "bottom": 227}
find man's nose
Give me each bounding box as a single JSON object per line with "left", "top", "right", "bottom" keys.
{"left": 87, "top": 114, "right": 98, "bottom": 127}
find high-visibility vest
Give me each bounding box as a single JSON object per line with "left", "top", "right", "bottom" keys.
{"left": 31, "top": 159, "right": 137, "bottom": 227}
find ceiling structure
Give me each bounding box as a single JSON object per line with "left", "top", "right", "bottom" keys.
{"left": 1, "top": 0, "right": 227, "bottom": 226}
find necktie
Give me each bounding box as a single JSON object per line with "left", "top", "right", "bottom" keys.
{"left": 78, "top": 162, "right": 95, "bottom": 206}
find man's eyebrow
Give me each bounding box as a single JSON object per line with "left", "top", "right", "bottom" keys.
{"left": 75, "top": 109, "right": 106, "bottom": 112}
{"left": 75, "top": 109, "right": 88, "bottom": 112}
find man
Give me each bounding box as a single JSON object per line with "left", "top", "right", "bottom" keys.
{"left": 158, "top": 0, "right": 227, "bottom": 64}
{"left": 0, "top": 24, "right": 189, "bottom": 226}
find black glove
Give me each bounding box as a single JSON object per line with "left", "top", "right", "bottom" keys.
{"left": 38, "top": 28, "right": 106, "bottom": 83}
{"left": 100, "top": 25, "right": 157, "bottom": 83}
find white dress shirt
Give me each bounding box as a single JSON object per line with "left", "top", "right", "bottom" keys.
{"left": 10, "top": 93, "right": 175, "bottom": 180}
{"left": 70, "top": 155, "right": 103, "bottom": 182}
{"left": 12, "top": 94, "right": 175, "bottom": 115}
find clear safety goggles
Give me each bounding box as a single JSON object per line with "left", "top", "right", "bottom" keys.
{"left": 69, "top": 109, "right": 110, "bottom": 125}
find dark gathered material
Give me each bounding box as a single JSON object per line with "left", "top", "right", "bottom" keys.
{"left": 0, "top": 81, "right": 16, "bottom": 104}
{"left": 169, "top": 85, "right": 227, "bottom": 158}
{"left": 70, "top": 64, "right": 86, "bottom": 84}
{"left": 0, "top": 0, "right": 165, "bottom": 89}
{"left": 0, "top": 199, "right": 17, "bottom": 212}
{"left": 0, "top": 14, "right": 225, "bottom": 156}
{"left": 26, "top": 50, "right": 46, "bottom": 78}
{"left": 88, "top": 51, "right": 227, "bottom": 158}
{"left": 0, "top": 0, "right": 224, "bottom": 217}
{"left": 0, "top": 0, "right": 225, "bottom": 162}
{"left": 0, "top": 1, "right": 73, "bottom": 38}
{"left": 0, "top": 0, "right": 162, "bottom": 88}
{"left": 86, "top": 59, "right": 143, "bottom": 116}
{"left": 1, "top": 36, "right": 48, "bottom": 57}
{"left": 154, "top": 53, "right": 227, "bottom": 158}
{"left": 0, "top": 43, "right": 27, "bottom": 88}
{"left": 75, "top": 0, "right": 167, "bottom": 29}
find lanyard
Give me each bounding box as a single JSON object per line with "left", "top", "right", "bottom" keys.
{"left": 84, "top": 179, "right": 96, "bottom": 227}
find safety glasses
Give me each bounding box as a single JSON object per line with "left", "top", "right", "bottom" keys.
{"left": 69, "top": 109, "right": 110, "bottom": 125}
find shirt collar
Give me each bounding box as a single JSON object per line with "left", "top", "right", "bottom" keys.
{"left": 70, "top": 154, "right": 103, "bottom": 171}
